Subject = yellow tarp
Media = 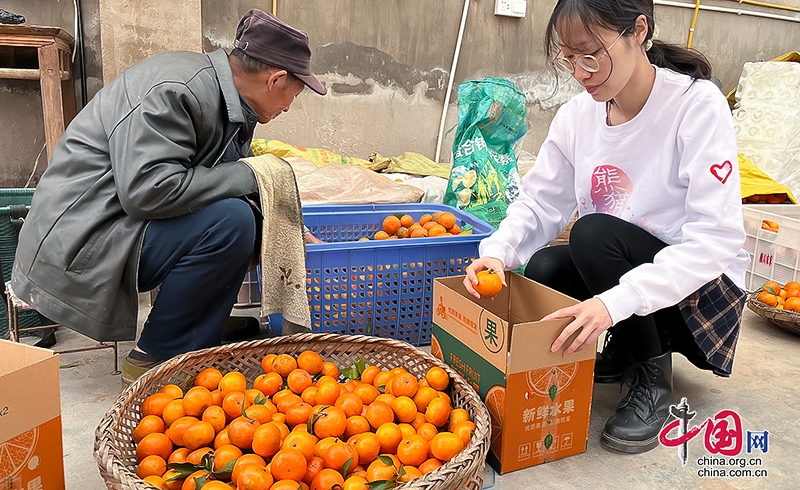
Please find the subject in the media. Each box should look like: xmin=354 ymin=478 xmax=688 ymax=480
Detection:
xmin=368 ymin=152 xmax=451 ymax=179
xmin=739 ymin=153 xmax=797 ymax=203
xmin=251 ymin=139 xmax=373 ymax=168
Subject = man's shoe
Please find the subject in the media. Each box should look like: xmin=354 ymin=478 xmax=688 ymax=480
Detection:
xmin=601 ymin=352 xmax=673 ymax=453
xmin=34 ymin=327 xmax=57 ymax=349
xmin=121 ymin=350 xmax=165 ymax=385
xmin=594 ymin=327 xmax=631 ymax=383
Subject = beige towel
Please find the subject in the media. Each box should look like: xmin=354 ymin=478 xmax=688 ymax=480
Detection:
xmin=241 ymin=154 xmax=311 ymax=328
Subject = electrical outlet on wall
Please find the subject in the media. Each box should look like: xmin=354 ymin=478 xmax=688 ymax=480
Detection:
xmin=495 ymin=0 xmax=526 ymax=18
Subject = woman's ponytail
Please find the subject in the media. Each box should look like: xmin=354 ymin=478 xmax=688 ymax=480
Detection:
xmin=647 ymin=39 xmax=712 ymax=80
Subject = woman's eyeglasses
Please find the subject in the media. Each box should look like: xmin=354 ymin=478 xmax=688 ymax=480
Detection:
xmin=553 ymin=30 xmax=627 ymax=74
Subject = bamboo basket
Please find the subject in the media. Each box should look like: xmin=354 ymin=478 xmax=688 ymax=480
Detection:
xmin=95 ymin=333 xmax=491 ymax=490
xmin=747 ymin=290 xmax=800 ymax=336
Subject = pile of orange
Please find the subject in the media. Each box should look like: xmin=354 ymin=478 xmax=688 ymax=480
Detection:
xmin=756 ymin=280 xmax=800 ymax=312
xmin=364 ymin=212 xmax=472 ymax=241
xmin=743 ymin=193 xmax=789 ymax=204
xmin=132 ymin=351 xmax=474 ymax=490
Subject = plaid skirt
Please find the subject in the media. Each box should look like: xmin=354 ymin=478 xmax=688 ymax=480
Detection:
xmin=674 ymin=273 xmax=746 ymax=377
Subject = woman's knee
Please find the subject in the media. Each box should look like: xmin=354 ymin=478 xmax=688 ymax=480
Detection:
xmin=568 ymin=213 xmax=617 ymax=249
xmin=524 ymin=246 xmax=570 ymax=286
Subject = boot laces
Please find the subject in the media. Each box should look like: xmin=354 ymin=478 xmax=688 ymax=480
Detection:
xmin=618 ymin=361 xmax=663 ymax=413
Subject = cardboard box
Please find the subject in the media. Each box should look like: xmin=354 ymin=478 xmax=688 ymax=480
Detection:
xmin=431 ymin=274 xmax=595 ymax=474
xmin=0 ymin=340 xmax=65 ymax=489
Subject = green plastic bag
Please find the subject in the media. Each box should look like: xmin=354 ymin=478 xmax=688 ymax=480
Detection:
xmin=444 ymin=78 xmax=527 ymax=229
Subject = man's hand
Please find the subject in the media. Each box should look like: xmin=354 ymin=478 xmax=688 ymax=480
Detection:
xmin=463 ymin=257 xmax=506 ymax=299
xmin=545 ymin=298 xmax=613 ymax=356
xmin=305 ymin=231 xmax=323 ymax=244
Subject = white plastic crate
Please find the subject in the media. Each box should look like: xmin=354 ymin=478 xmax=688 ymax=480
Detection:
xmin=742 ymin=204 xmax=800 ymax=291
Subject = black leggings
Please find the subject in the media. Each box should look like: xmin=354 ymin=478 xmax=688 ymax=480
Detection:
xmin=524 ymin=213 xmax=694 ymax=362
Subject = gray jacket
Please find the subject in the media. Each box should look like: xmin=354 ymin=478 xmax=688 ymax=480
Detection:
xmin=12 ymin=49 xmax=257 ymax=341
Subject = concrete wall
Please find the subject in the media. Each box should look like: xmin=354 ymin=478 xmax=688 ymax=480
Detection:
xmin=2 ymin=0 xmax=800 ymax=189
xmin=202 ymin=0 xmax=800 ymax=163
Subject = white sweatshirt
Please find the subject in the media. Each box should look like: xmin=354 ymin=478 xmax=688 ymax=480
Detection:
xmin=480 ymin=67 xmax=750 ymax=325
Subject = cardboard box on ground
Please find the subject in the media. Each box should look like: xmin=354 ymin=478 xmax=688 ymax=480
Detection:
xmin=431 ymin=274 xmax=595 ymax=474
xmin=0 ymin=341 xmax=65 ymax=489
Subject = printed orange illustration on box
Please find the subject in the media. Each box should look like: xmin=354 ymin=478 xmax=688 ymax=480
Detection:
xmin=0 ymin=340 xmax=65 ymax=490
xmin=432 ymin=274 xmax=595 ymax=474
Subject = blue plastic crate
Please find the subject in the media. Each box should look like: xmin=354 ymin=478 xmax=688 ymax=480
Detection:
xmin=302 ymin=204 xmax=494 ymax=346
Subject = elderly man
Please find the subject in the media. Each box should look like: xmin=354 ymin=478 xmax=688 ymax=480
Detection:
xmin=12 ymin=9 xmax=325 ymax=383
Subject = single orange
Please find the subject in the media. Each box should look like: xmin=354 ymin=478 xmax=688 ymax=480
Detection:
xmin=270 ymin=448 xmax=308 ymax=482
xmin=373 ymin=231 xmax=390 ymax=240
xmin=231 ymin=454 xmax=267 ymax=485
xmin=212 ymin=444 xmax=242 ymax=472
xmin=351 ymin=433 xmax=381 ymax=467
xmin=136 ymin=432 xmax=173 ymax=462
xmin=253 ymin=372 xmax=283 ymax=397
xmin=160 ymin=384 xmax=184 ymax=399
xmin=320 ymin=362 xmax=340 ymax=379
xmin=335 ymin=393 xmax=364 ymax=418
xmin=343 ymin=475 xmax=369 ymax=490
xmin=419 ymin=214 xmax=432 ymax=226
xmin=416 ymin=422 xmax=438 ymax=442
xmin=390 ymin=373 xmax=418 ymax=398
xmin=185 ymin=447 xmax=213 ymax=466
xmin=162 ymin=399 xmax=186 ymax=427
xmin=375 ymin=423 xmax=402 ymax=454
xmin=182 ymin=386 xmax=213 ymax=417
xmin=285 ymin=402 xmax=314 ymax=428
xmin=261 ymin=354 xmax=278 ymax=374
xmin=219 ymin=371 xmax=247 ymax=394
xmin=399 ymin=215 xmax=414 ymax=228
xmin=763 ymin=281 xmax=782 ymax=295
xmin=179 ymin=469 xmax=209 ymax=490
xmin=141 ymin=393 xmax=174 ymax=418
xmin=425 ymin=367 xmax=450 ymax=391
xmin=428 ymin=224 xmax=447 ymax=237
xmin=757 ymin=290 xmax=779 ymax=307
xmin=413 ymin=387 xmax=439 ymax=413
xmin=365 ymin=401 xmax=394 ymax=430
xmin=322 ymin=440 xmax=359 ymax=473
xmin=272 ymin=354 xmax=299 ymax=378
xmin=452 ymin=420 xmax=477 ymax=446
xmin=245 ymin=403 xmax=277 ymax=425
xmin=365 ymin=454 xmax=399 ymax=482
xmin=246 ymin=423 xmax=280 ymax=460
xmin=383 ymin=216 xmax=402 ymax=235
xmin=374 ymin=394 xmax=396 ymax=406
xmin=142 ymin=475 xmax=168 ymax=489
xmin=418 ymin=457 xmax=443 ymax=474
xmin=133 ymin=415 xmax=166 ymax=444
xmin=301 ymin=386 xmax=319 ymax=406
xmin=310 ymin=406 xmax=347 ymax=439
xmin=447 ymin=224 xmax=461 ymax=234
xmin=227 ymin=416 xmax=261 ymax=450
xmin=425 ymin=397 xmax=451 ymax=428
xmin=287 ymin=369 xmax=314 ymax=394
xmin=297 ymin=351 xmax=325 ymax=375
xmin=182 ymin=421 xmax=216 ymax=451
xmin=168 ymin=447 xmax=190 ymax=464
xmin=474 ymin=269 xmax=504 ymax=298
xmin=438 ymin=212 xmax=456 ymax=229
xmin=312 ymin=468 xmax=346 ymax=490
xmin=410 ymin=412 xmax=427 ymax=430
xmin=396 ymin=435 xmax=429 ymax=467
xmin=236 ymin=463 xmax=274 ymax=490
xmin=315 ymin=436 xmax=339 ymax=458
xmin=399 ymin=466 xmax=423 ymax=483
xmin=315 ymin=381 xmax=341 ymax=406
xmin=448 ymin=408 xmax=471 ymax=431
xmin=410 ymin=228 xmax=428 ymax=238
xmin=344 ymin=415 xmax=371 ymax=439
xmin=390 ymin=396 xmax=418 ymax=424
xmin=353 ymin=384 xmax=380 ymax=405
xmin=222 ymin=391 xmax=250 ymax=420
xmin=430 ymin=431 xmax=464 ymax=461
xmin=282 ymin=430 xmax=318 ymax=461
xmin=397 ymin=423 xmax=416 ymax=440
xmin=213 ymin=428 xmax=231 ymax=449
xmin=785 ymin=297 xmax=800 ymax=312
xmin=195 ymin=368 xmax=223 ymax=391
xmin=136 ymin=454 xmax=167 ymax=479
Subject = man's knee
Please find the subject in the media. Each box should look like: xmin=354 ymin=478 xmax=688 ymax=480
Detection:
xmin=206 ymin=198 xmax=257 ymax=256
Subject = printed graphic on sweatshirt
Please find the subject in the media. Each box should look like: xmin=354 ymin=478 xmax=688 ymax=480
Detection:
xmin=710 ymin=161 xmax=732 ymax=184
xmin=591 ymin=165 xmax=633 ymax=216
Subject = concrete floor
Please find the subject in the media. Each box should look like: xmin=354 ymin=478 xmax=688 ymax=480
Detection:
xmin=40 ymin=299 xmax=799 ymax=489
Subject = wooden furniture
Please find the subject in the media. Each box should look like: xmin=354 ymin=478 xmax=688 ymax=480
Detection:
xmin=0 ymin=25 xmax=78 ymax=165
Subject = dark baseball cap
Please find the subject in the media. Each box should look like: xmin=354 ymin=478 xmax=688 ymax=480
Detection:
xmin=234 ymin=9 xmax=326 ymax=95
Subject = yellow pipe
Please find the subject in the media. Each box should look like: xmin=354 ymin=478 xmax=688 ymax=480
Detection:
xmin=272 ymin=0 xmax=277 ymax=16
xmin=731 ymin=0 xmax=800 ymax=13
xmin=687 ymin=0 xmax=701 ymax=50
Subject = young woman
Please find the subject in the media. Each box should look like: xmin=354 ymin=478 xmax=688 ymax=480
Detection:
xmin=464 ymin=0 xmax=749 ymax=453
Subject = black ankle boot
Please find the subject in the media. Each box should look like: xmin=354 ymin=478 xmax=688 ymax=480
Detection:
xmin=594 ymin=327 xmax=631 ymax=383
xmin=601 ymin=352 xmax=672 ymax=453
xmin=34 ymin=327 xmax=57 ymax=348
